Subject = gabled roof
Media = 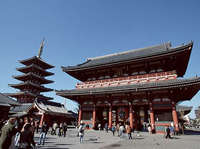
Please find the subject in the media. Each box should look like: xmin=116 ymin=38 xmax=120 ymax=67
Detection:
xmin=56 ymin=77 xmax=200 ymax=100
xmin=9 ymin=103 xmax=33 ymax=113
xmin=62 ymin=42 xmax=193 ymax=72
xmin=35 ymin=99 xmax=73 ymax=117
xmin=0 ymin=93 xmax=20 ymax=106
xmin=19 ymin=56 xmax=54 ymax=69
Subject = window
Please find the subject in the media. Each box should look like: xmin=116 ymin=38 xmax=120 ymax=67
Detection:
xmin=82 ymin=111 xmax=92 ymax=120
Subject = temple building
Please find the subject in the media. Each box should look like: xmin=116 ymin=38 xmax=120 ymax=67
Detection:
xmin=195 ymin=106 xmax=200 ymax=119
xmin=56 ymin=41 xmax=200 ymax=133
xmin=0 ymin=93 xmax=19 ymax=122
xmin=7 ymin=41 xmax=75 ymax=126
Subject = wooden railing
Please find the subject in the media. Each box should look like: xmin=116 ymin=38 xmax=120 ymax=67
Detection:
xmin=76 ymin=71 xmax=177 ymax=89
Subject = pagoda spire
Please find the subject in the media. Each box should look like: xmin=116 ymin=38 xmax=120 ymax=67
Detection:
xmin=38 ymin=38 xmax=45 ymax=58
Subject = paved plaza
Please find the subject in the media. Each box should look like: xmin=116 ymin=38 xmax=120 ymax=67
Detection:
xmin=34 ymin=129 xmax=200 ymax=149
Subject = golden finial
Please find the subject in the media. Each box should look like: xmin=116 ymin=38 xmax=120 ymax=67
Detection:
xmin=38 ymin=38 xmax=45 ymax=58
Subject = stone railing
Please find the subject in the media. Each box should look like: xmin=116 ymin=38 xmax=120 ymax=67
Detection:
xmin=76 ymin=71 xmax=177 ymax=89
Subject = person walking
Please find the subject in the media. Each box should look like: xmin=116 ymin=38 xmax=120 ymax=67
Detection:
xmin=0 ymin=117 xmax=17 ymax=149
xmin=38 ymin=121 xmax=48 ymax=145
xmin=165 ymin=126 xmax=171 ymax=139
xmin=78 ymin=122 xmax=85 ymax=143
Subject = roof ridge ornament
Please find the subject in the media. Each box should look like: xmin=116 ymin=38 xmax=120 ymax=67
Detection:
xmin=38 ymin=38 xmax=45 ymax=59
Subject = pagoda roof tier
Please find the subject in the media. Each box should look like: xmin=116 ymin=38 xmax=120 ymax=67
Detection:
xmin=9 ymin=82 xmax=53 ymax=92
xmin=62 ymin=42 xmax=193 ymax=81
xmin=6 ymin=92 xmax=53 ymax=100
xmin=56 ymin=77 xmax=200 ymax=102
xmin=19 ymin=56 xmax=54 ymax=69
xmin=13 ymin=72 xmax=54 ymax=84
xmin=17 ymin=64 xmax=54 ymax=76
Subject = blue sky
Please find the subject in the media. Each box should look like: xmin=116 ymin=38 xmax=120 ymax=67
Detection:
xmin=0 ymin=0 xmax=200 ymax=118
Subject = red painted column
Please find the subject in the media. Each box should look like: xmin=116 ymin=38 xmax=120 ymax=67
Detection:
xmin=129 ymin=103 xmax=133 ymax=129
xmin=78 ymin=105 xmax=82 ymax=126
xmin=39 ymin=113 xmax=45 ymax=127
xmin=108 ymin=104 xmax=112 ymax=129
xmin=172 ymin=101 xmax=179 ymax=132
xmin=149 ymin=102 xmax=155 ymax=132
xmin=92 ymin=105 xmax=96 ymax=129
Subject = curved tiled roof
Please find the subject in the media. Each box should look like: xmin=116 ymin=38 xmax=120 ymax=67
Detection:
xmin=13 ymin=72 xmax=54 ymax=84
xmin=62 ymin=42 xmax=193 ymax=71
xmin=56 ymin=77 xmax=200 ymax=96
xmin=0 ymin=93 xmax=20 ymax=106
xmin=19 ymin=56 xmax=54 ymax=69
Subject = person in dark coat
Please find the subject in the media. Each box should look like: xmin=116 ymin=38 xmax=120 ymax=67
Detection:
xmin=18 ymin=123 xmax=35 ymax=149
xmin=62 ymin=122 xmax=68 ymax=137
xmin=165 ymin=126 xmax=171 ymax=139
xmin=0 ymin=117 xmax=17 ymax=149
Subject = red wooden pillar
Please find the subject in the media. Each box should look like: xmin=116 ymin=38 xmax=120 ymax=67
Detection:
xmin=108 ymin=104 xmax=112 ymax=129
xmin=92 ymin=105 xmax=96 ymax=129
xmin=129 ymin=103 xmax=133 ymax=129
xmin=39 ymin=113 xmax=45 ymax=127
xmin=172 ymin=101 xmax=179 ymax=132
xmin=149 ymin=102 xmax=155 ymax=132
xmin=78 ymin=105 xmax=82 ymax=126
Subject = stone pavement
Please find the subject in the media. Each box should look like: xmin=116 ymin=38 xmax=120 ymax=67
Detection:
xmin=34 ymin=129 xmax=200 ymax=149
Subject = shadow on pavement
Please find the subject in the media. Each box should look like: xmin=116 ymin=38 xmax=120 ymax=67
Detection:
xmin=184 ymin=129 xmax=200 ymax=135
xmin=54 ymin=143 xmax=73 ymax=146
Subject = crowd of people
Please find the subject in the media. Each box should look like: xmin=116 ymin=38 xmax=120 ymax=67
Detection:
xmin=0 ymin=116 xmax=36 ymax=149
xmin=0 ymin=116 xmax=70 ymax=149
xmin=0 ymin=116 xmax=183 ymax=148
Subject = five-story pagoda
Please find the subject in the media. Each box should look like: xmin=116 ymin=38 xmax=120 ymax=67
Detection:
xmin=8 ymin=40 xmax=54 ymax=103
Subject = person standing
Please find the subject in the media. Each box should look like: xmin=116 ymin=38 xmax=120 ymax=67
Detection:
xmin=38 ymin=121 xmax=47 ymax=145
xmin=116 ymin=123 xmax=120 ymax=136
xmin=119 ymin=124 xmax=124 ymax=137
xmin=18 ymin=123 xmax=35 ymax=149
xmin=104 ymin=123 xmax=108 ymax=133
xmin=111 ymin=125 xmax=116 ymax=136
xmin=98 ymin=123 xmax=101 ymax=131
xmin=147 ymin=124 xmax=152 ymax=134
xmin=0 ymin=117 xmax=17 ymax=149
xmin=51 ymin=122 xmax=57 ymax=135
xmin=58 ymin=123 xmax=63 ymax=137
xmin=78 ymin=122 xmax=85 ymax=143
xmin=63 ymin=122 xmax=68 ymax=137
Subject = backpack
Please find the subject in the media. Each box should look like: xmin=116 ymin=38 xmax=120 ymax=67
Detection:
xmin=79 ymin=127 xmax=84 ymax=133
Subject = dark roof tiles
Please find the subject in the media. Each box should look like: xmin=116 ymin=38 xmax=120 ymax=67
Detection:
xmin=63 ymin=42 xmax=193 ymax=71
